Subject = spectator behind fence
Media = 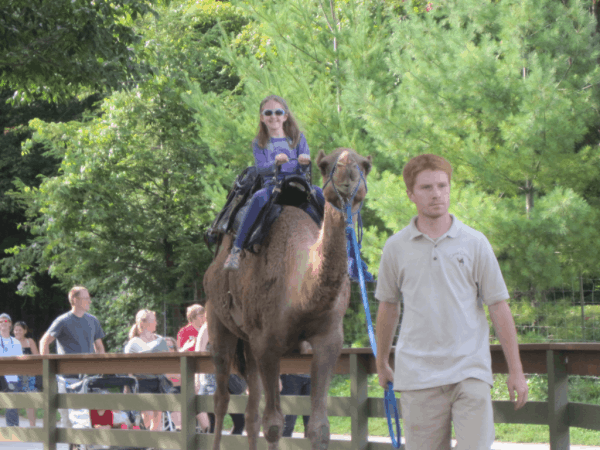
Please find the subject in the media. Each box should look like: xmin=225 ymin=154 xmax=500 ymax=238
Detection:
xmin=13 ymin=321 xmax=39 ymax=427
xmin=194 ymin=322 xmax=245 ymax=435
xmin=40 ymin=286 xmax=106 ymax=428
xmin=280 ymin=341 xmax=312 ymax=437
xmin=124 ymin=309 xmax=168 ymax=431
xmin=0 ymin=313 xmax=22 ymax=427
xmin=177 ymin=304 xmax=205 ymax=351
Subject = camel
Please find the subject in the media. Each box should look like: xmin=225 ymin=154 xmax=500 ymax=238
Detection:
xmin=203 ymin=148 xmax=372 ymax=450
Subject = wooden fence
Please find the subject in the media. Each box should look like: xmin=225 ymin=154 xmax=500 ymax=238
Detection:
xmin=1 ymin=344 xmax=599 ymax=450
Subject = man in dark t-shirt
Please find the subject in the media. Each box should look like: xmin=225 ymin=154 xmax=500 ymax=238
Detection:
xmin=40 ymin=286 xmax=105 ymax=428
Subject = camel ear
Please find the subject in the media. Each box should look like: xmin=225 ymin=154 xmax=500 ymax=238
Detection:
xmin=361 ymin=155 xmax=373 ymax=176
xmin=316 ymin=150 xmax=329 ymax=177
xmin=316 ymin=149 xmax=326 ymax=165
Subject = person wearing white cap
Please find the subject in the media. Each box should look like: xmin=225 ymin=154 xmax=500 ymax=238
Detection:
xmin=0 ymin=313 xmax=23 ymax=426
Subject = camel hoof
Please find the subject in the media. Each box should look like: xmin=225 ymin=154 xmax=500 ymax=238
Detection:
xmin=317 ymin=425 xmax=330 ymax=450
xmin=266 ymin=425 xmax=280 ymax=442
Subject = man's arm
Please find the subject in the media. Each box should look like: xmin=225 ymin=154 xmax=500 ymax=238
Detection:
xmin=488 ymin=300 xmax=528 ymax=410
xmin=94 ymin=339 xmax=105 ymax=354
xmin=39 ymin=332 xmax=55 ymax=355
xmin=375 ymin=301 xmax=401 ymax=389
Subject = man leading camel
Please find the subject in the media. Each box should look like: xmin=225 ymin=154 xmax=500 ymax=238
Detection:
xmin=375 ymin=154 xmax=528 ymax=450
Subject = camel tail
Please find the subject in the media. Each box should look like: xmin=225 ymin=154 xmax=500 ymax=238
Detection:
xmin=233 ymin=338 xmax=247 ymax=378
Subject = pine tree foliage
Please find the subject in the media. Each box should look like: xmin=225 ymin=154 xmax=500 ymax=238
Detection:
xmin=348 ymin=0 xmax=600 ymax=288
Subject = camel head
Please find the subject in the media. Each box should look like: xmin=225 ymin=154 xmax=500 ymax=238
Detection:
xmin=316 ymin=147 xmax=372 ymax=211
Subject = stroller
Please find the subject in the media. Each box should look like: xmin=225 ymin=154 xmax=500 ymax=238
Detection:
xmin=65 ymin=374 xmax=145 ymax=450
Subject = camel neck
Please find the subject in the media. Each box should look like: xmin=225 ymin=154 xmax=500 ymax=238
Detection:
xmin=304 ymin=202 xmax=348 ymax=309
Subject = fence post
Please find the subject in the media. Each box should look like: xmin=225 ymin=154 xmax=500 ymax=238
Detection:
xmin=42 ymin=358 xmax=57 ymax=450
xmin=350 ymin=353 xmax=369 ymax=450
xmin=180 ymin=355 xmax=197 ymax=450
xmin=547 ymin=350 xmax=569 ymax=450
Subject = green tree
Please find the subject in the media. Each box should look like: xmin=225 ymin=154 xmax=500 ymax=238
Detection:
xmin=0 ymin=90 xmax=105 ymax=341
xmin=0 ymin=0 xmax=157 ymax=102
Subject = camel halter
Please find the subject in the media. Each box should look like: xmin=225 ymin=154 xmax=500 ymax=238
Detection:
xmin=322 ymin=153 xmax=367 ymax=220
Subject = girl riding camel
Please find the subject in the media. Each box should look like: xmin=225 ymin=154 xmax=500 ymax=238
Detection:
xmin=224 ymin=95 xmax=325 ymax=271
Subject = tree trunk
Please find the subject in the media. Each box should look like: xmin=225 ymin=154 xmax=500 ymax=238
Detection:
xmin=525 ymin=178 xmax=534 ymax=219
xmin=580 ymin=274 xmax=585 ymax=340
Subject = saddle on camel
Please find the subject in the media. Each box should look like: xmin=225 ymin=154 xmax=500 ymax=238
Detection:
xmin=206 ymin=157 xmax=324 ymax=255
xmin=203 ymin=147 xmax=372 ymax=450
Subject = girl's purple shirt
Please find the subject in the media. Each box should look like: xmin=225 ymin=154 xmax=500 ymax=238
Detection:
xmin=253 ymin=134 xmax=309 ymax=176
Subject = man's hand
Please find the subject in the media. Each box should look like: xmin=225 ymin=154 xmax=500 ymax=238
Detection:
xmin=488 ymin=300 xmax=529 ymax=410
xmin=375 ymin=301 xmax=401 ymax=390
xmin=298 ymin=154 xmax=311 ymax=165
xmin=377 ymin=361 xmax=395 ymax=389
xmin=507 ymin=372 xmax=528 ymax=410
xmin=275 ymin=153 xmax=289 ymax=165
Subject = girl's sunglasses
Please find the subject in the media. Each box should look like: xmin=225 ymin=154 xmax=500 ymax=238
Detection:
xmin=262 ymin=108 xmax=286 ymax=117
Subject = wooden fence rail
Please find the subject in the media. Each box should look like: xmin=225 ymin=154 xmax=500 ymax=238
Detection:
xmin=1 ymin=344 xmax=599 ymax=450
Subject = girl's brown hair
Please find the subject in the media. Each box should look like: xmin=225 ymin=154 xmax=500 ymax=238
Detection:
xmin=255 ymin=95 xmax=302 ymax=149
xmin=13 ymin=321 xmax=28 ymax=335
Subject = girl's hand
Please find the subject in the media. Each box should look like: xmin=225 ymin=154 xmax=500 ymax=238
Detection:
xmin=298 ymin=155 xmax=311 ymax=165
xmin=275 ymin=153 xmax=289 ymax=165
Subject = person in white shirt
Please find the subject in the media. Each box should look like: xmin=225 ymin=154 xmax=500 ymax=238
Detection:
xmin=375 ymin=154 xmax=528 ymax=450
xmin=124 ymin=309 xmax=168 ymax=431
xmin=0 ymin=313 xmax=23 ymax=427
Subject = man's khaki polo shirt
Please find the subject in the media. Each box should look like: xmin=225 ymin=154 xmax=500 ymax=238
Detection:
xmin=375 ymin=215 xmax=509 ymax=391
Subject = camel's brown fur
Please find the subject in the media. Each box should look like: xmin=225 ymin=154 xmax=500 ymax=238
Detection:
xmin=203 ymin=148 xmax=372 ymax=450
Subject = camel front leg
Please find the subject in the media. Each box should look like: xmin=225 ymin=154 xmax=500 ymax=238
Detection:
xmin=307 ymin=327 xmax=344 ymax=450
xmin=244 ymin=345 xmax=261 ymax=450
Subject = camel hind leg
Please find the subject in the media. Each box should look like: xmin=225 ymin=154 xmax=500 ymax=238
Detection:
xmin=208 ymin=314 xmax=238 ymax=450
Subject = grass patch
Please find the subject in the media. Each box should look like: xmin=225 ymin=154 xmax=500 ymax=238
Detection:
xmin=494 ymin=424 xmax=600 ymax=445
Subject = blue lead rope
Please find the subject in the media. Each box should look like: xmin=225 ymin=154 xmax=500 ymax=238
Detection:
xmin=345 ymin=205 xmax=401 ymax=449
